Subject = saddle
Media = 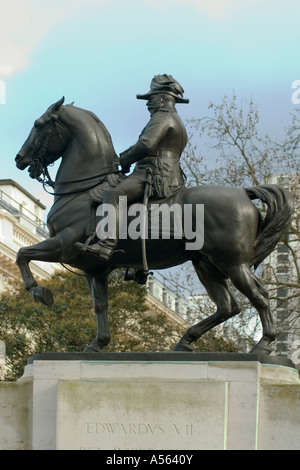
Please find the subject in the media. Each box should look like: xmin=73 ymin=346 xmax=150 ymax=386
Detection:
xmin=86 ymin=171 xmax=184 ymax=237
xmin=88 ymin=172 xmax=126 ymax=205
xmin=81 ymin=172 xmax=186 ymax=284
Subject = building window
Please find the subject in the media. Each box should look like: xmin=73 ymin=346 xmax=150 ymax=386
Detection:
xmin=278 ymin=244 xmax=289 ymax=253
xmin=277 ymin=288 xmax=288 ymax=298
xmin=277 ymin=265 xmax=289 ymax=274
xmin=277 ymin=253 xmax=289 ymax=263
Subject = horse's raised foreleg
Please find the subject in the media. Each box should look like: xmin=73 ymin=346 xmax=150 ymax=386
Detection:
xmin=84 ymin=275 xmax=110 ymax=352
xmin=16 ymin=236 xmax=63 ymax=306
xmin=174 ymin=257 xmax=241 ymax=351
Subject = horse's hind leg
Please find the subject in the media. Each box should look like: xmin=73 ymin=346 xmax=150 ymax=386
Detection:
xmin=174 ymin=257 xmax=241 ymax=351
xmin=226 ymin=264 xmax=276 ymax=354
xmin=16 ymin=236 xmax=63 ymax=306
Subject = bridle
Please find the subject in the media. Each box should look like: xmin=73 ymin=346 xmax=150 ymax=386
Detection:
xmin=29 ymin=117 xmax=63 ymax=190
xmin=31 ymin=114 xmax=119 ymax=197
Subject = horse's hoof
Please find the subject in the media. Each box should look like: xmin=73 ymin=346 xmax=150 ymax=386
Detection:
xmin=84 ymin=346 xmax=98 ymax=352
xmin=29 ymin=286 xmax=54 ymax=306
xmin=173 ymin=341 xmax=194 ymax=352
xmin=83 ymin=338 xmax=109 ymax=352
xmin=83 ymin=345 xmax=102 ymax=352
xmin=250 ymin=338 xmax=272 ymax=355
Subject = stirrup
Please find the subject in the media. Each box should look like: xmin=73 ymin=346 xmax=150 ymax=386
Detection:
xmin=95 ymin=243 xmax=116 ymax=261
xmin=124 ymin=268 xmax=153 ymax=285
xmin=79 ymin=241 xmax=116 ymax=261
xmin=86 ymin=242 xmax=125 ymax=261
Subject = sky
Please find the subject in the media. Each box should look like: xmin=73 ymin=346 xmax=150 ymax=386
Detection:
xmin=0 ymin=0 xmax=300 ymax=212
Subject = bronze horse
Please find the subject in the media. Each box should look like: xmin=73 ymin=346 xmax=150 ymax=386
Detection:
xmin=15 ymin=97 xmax=293 ymax=354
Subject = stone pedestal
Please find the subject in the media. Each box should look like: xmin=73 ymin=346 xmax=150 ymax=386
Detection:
xmin=17 ymin=352 xmax=300 ymax=450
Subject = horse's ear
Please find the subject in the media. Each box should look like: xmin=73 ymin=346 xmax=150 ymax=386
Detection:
xmin=52 ymin=96 xmax=65 ymax=112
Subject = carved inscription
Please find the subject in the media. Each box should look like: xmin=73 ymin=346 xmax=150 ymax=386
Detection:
xmin=56 ymin=379 xmax=227 ymax=449
xmin=86 ymin=422 xmax=194 ymax=436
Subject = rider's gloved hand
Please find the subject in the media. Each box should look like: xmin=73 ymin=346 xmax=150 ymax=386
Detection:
xmin=119 ymin=150 xmax=132 ymax=173
xmin=119 ymin=141 xmax=148 ymax=174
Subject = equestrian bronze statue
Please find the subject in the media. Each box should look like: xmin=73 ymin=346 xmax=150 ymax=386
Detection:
xmin=15 ymin=75 xmax=294 ymax=355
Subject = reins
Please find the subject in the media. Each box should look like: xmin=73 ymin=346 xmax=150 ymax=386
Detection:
xmin=36 ymin=170 xmax=117 ymax=197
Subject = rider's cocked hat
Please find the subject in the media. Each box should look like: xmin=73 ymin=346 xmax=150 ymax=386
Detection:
xmin=137 ymin=74 xmax=189 ymax=104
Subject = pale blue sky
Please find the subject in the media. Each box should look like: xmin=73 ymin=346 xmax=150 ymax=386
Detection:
xmin=0 ymin=0 xmax=299 ymax=209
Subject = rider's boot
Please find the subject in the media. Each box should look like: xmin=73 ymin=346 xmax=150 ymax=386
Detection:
xmin=76 ymin=190 xmax=123 ymax=261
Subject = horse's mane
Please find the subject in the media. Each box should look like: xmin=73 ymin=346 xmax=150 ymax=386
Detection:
xmin=81 ymin=108 xmax=102 ymax=125
xmin=62 ymin=104 xmax=119 ymax=165
xmin=64 ymin=103 xmax=101 ymax=124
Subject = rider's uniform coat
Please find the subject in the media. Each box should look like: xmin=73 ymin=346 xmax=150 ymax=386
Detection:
xmin=119 ymin=106 xmax=188 ymax=199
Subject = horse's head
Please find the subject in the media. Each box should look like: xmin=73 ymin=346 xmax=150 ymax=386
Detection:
xmin=15 ymin=97 xmax=71 ymax=179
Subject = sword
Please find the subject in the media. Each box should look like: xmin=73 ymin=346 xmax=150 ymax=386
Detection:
xmin=123 ymin=167 xmax=153 ymax=285
xmin=142 ymin=167 xmax=153 ymax=274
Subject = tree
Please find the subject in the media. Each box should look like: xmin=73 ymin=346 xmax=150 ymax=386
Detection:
xmin=0 ymin=270 xmax=179 ymax=380
xmin=177 ymin=94 xmax=299 ymax=356
xmin=182 ymin=94 xmax=298 ymax=186
xmin=0 ymin=266 xmax=241 ymax=381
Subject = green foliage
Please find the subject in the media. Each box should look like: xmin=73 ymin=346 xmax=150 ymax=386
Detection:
xmin=0 ymin=270 xmax=185 ymax=380
xmin=192 ymin=332 xmax=239 ymax=354
xmin=0 ymin=267 xmax=240 ymax=381
xmin=106 ymin=271 xmax=187 ymax=353
xmin=0 ymin=271 xmax=95 ymax=379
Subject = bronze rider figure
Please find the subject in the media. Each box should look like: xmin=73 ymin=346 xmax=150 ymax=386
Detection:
xmin=76 ymin=74 xmax=189 ymax=262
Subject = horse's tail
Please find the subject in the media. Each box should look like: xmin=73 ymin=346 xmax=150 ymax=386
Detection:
xmin=245 ymin=184 xmax=294 ymax=269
